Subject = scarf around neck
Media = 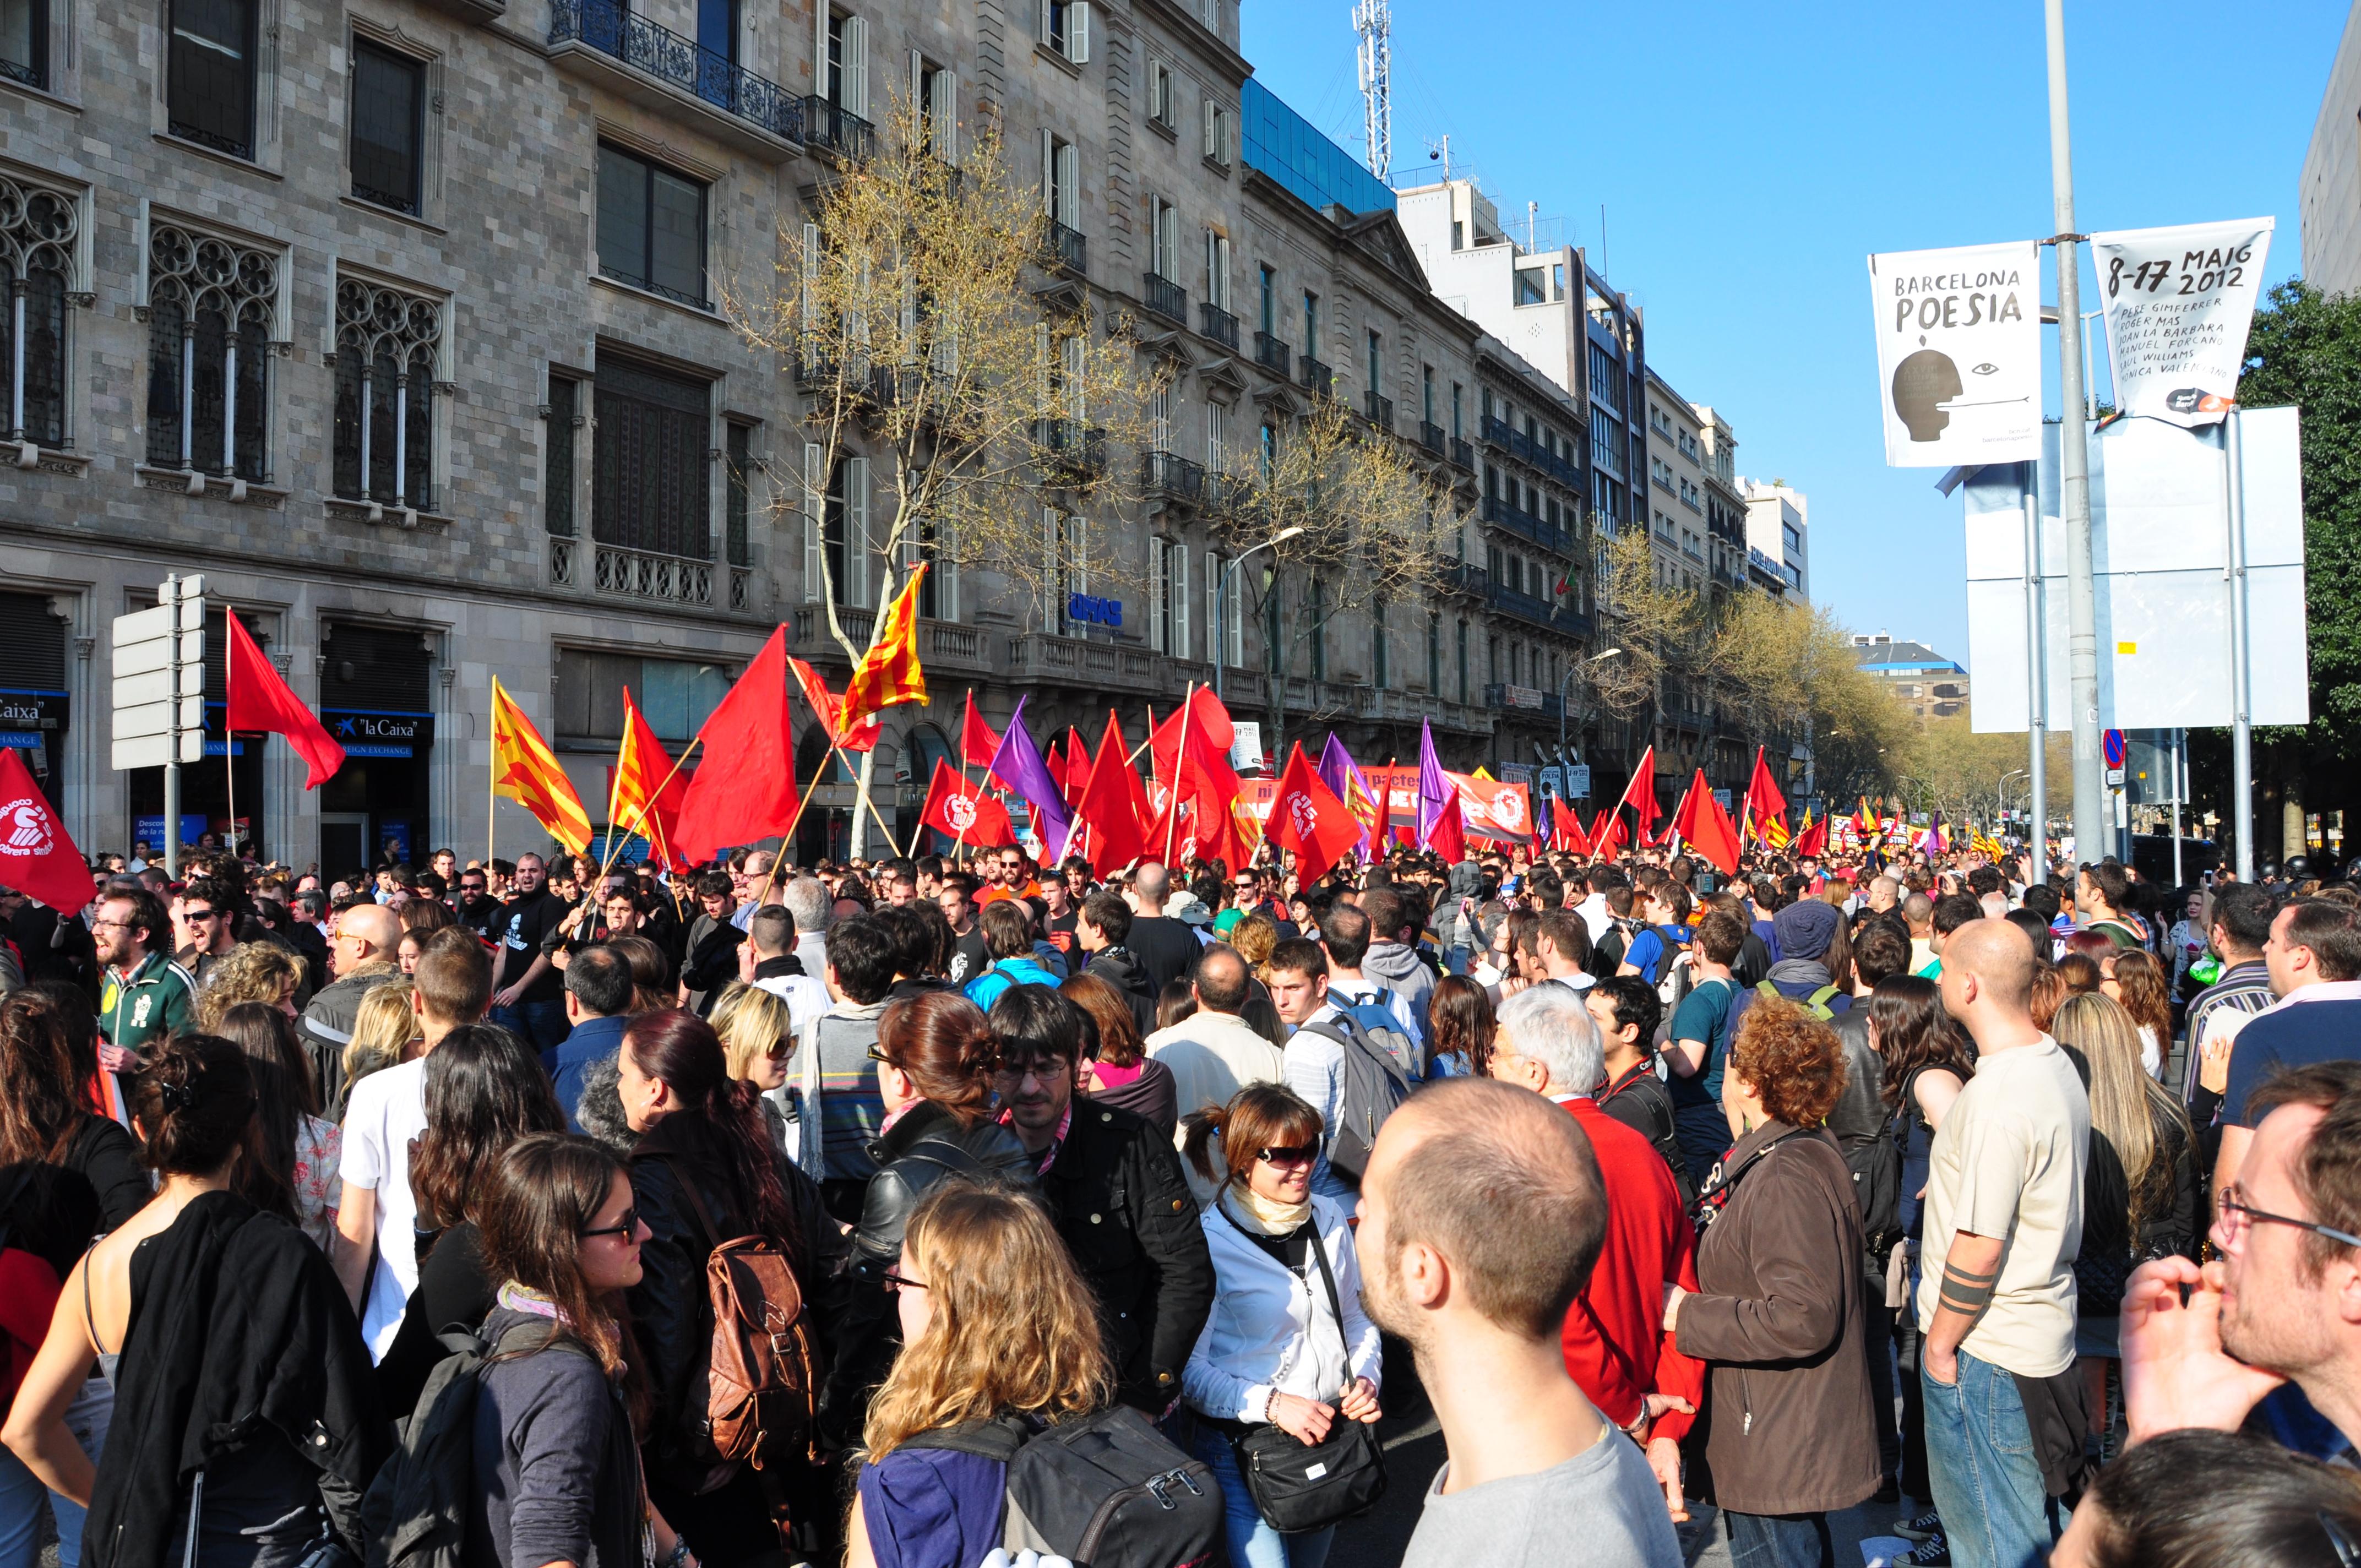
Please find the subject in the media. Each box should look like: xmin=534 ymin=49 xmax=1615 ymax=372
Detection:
xmin=1222 ymin=1182 xmax=1312 ymax=1237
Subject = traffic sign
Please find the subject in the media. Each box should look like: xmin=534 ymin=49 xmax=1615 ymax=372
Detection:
xmin=2103 ymin=728 xmax=2126 ymax=769
xmin=111 ymin=576 xmax=206 ymax=771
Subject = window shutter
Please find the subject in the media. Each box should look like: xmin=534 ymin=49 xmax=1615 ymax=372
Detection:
xmin=939 ymin=516 xmax=959 ymax=620
xmin=1041 ymin=128 xmax=1055 ymax=214
xmin=1044 ymin=505 xmax=1059 ymax=628
xmin=1228 ymin=562 xmax=1243 ymax=665
xmin=1205 ymin=551 xmax=1221 ymax=669
xmin=1035 ymin=322 xmax=1051 ymax=415
xmin=933 ymin=71 xmax=958 ymax=162
xmin=1072 ymin=515 xmax=1087 ymax=597
xmin=816 ymin=6 xmax=831 ymax=100
xmin=1056 ymin=143 xmax=1078 ymax=231
xmin=801 ymin=222 xmax=821 ymax=333
xmin=909 ymin=48 xmax=922 ymax=113
xmin=1175 ymin=543 xmax=1190 ymax=661
xmin=842 ymin=15 xmax=869 ymax=118
xmin=1039 ymin=0 xmax=1052 ymax=45
xmin=1149 ymin=541 xmax=1166 ymax=653
xmin=1062 ymin=334 xmax=1086 ymax=421
xmin=803 ymin=442 xmax=826 ymax=602
xmin=846 ymin=455 xmax=871 ymax=606
xmin=1070 ymin=2 xmax=1090 ymax=62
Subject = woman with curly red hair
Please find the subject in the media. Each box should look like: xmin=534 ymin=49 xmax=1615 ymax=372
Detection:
xmin=1662 ymin=997 xmax=1879 ymax=1564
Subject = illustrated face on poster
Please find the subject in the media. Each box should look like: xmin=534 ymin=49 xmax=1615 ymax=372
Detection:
xmin=1867 ymin=241 xmax=2043 ymax=467
xmin=2090 ymin=219 xmax=2274 ymax=428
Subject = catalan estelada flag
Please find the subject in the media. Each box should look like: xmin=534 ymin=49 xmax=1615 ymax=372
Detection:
xmin=840 ymin=565 xmax=929 ymax=733
xmin=493 ymin=677 xmax=592 ymax=853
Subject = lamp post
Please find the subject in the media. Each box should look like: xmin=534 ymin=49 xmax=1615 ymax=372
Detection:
xmin=1212 ymin=525 xmax=1305 ymax=703
xmin=1557 ymin=646 xmax=1624 ymax=765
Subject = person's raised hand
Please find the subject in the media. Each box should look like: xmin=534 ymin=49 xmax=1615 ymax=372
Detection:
xmin=2121 ymin=1256 xmax=2286 ymax=1444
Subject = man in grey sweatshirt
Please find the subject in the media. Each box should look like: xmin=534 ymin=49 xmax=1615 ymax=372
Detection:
xmin=1358 ymin=886 xmax=1437 ymax=1040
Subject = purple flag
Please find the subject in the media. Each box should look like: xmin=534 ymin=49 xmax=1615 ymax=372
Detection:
xmin=1416 ymin=718 xmax=1452 ymax=850
xmin=986 ymin=695 xmax=1073 ymax=857
xmin=1317 ymin=733 xmax=1379 ymax=856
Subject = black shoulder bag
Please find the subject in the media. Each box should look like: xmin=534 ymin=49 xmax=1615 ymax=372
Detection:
xmin=1224 ymin=1212 xmax=1388 ymax=1533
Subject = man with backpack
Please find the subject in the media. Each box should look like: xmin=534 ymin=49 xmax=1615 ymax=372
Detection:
xmin=1318 ymin=905 xmax=1426 ymax=1076
xmin=1268 ymin=935 xmax=1412 ymax=1199
xmin=1663 ymin=910 xmax=1745 ymax=1191
xmin=1615 ymin=882 xmax=1695 ymax=1005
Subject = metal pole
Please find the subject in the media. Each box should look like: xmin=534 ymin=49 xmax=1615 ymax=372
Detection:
xmin=2227 ymin=411 xmax=2255 ymax=881
xmin=2044 ymin=0 xmax=2104 ymax=875
xmin=2023 ymin=463 xmax=2048 ymax=882
xmin=162 ymin=573 xmax=180 ymax=880
xmin=2171 ymin=726 xmax=2185 ymax=885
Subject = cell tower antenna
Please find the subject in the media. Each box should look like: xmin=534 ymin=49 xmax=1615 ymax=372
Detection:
xmin=1353 ymin=0 xmax=1391 ymax=184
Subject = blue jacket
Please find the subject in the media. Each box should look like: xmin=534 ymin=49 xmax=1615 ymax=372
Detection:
xmin=962 ymin=956 xmax=1062 ymax=1012
xmin=542 ymin=1012 xmax=629 ymax=1132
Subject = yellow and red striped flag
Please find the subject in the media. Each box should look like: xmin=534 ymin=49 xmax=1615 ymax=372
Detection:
xmin=492 ymin=676 xmax=591 ymax=853
xmin=839 ymin=565 xmax=929 ymax=734
xmin=608 ymin=688 xmax=690 ymax=870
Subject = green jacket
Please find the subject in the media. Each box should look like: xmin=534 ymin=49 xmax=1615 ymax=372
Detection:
xmin=101 ymin=951 xmax=198 ymax=1058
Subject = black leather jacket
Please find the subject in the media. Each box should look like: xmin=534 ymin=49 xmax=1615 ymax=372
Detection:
xmin=820 ymin=1100 xmax=1033 ymax=1442
xmin=1037 ymin=1097 xmax=1215 ymax=1412
xmin=627 ymin=1129 xmax=849 ymax=1485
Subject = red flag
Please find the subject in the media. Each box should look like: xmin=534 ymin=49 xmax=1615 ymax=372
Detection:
xmin=918 ymin=759 xmax=1014 ymax=848
xmin=1060 ymin=727 xmax=1091 ymax=809
xmin=1550 ymin=799 xmax=1591 ymax=855
xmin=224 ymin=611 xmax=344 ymax=788
xmin=1794 ymin=808 xmax=1829 ymax=858
xmin=960 ymin=691 xmax=1000 ymax=770
xmin=1264 ymin=743 xmax=1363 ymax=888
xmin=1075 ymin=711 xmax=1149 ymax=877
xmin=0 ymin=749 xmax=91 ymax=914
xmin=1671 ymin=768 xmax=1743 ymax=877
xmin=1618 ymin=745 xmax=1660 ymax=834
xmin=787 ymin=656 xmax=880 ymax=752
xmin=1591 ymin=806 xmax=1626 ymax=860
xmin=1744 ymin=747 xmax=1788 ymax=842
xmin=673 ymin=627 xmax=801 ymax=864
xmin=608 ymin=689 xmax=692 ymax=873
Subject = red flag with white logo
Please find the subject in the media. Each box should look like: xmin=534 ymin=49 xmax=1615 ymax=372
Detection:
xmin=918 ymin=758 xmax=1014 ymax=848
xmin=1264 ymin=743 xmax=1363 ymax=888
xmin=0 ymin=749 xmax=92 ymax=913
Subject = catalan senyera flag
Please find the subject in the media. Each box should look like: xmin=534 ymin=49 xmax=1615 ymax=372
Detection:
xmin=609 ymin=688 xmax=690 ymax=872
xmin=839 ymin=565 xmax=929 ymax=734
xmin=492 ymin=677 xmax=592 ymax=853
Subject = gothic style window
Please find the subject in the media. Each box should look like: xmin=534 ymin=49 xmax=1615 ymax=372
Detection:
xmin=332 ymin=277 xmax=441 ymax=508
xmin=145 ymin=224 xmax=275 ymax=480
xmin=0 ymin=175 xmax=75 ymax=448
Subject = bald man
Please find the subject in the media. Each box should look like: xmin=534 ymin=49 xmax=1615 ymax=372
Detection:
xmin=301 ymin=901 xmax=405 ymax=1109
xmin=1916 ymin=919 xmax=2090 ymax=1568
xmin=1359 ymin=1078 xmax=1681 ymax=1568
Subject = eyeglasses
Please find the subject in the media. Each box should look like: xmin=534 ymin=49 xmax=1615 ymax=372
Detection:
xmin=182 ymin=908 xmax=220 ymax=923
xmin=2216 ymin=1188 xmax=2361 ymax=1250
xmin=1256 ymin=1145 xmax=1318 ymax=1166
xmin=867 ymin=1043 xmax=900 ymax=1066
xmin=580 ymin=1207 xmax=641 ymax=1240
xmin=994 ymin=1055 xmax=1071 ymax=1081
xmin=882 ymin=1270 xmax=929 ymax=1293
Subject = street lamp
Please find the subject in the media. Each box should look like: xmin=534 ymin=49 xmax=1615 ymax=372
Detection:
xmin=1555 ymin=646 xmax=1623 ymax=801
xmin=1212 ymin=525 xmax=1305 ymax=703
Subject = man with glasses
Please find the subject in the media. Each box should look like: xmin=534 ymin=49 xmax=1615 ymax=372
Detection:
xmin=2125 ymin=1059 xmax=2361 ymax=1460
xmin=986 ymin=985 xmax=1213 ymax=1414
xmin=454 ymin=865 xmax=504 ymax=943
xmin=171 ymin=876 xmax=242 ymax=990
xmin=2214 ymin=899 xmax=2361 ymax=1202
xmin=93 ymin=887 xmax=195 ymax=1098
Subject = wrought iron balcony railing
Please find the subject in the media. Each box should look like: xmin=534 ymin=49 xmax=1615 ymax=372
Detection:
xmin=1419 ymin=419 xmax=1446 ymax=457
xmin=551 ymin=0 xmax=803 ymax=142
xmin=1042 ymin=221 xmax=1087 ymax=276
xmin=801 ymin=94 xmax=873 ymax=159
xmin=1141 ymin=449 xmax=1205 ymax=505
xmin=1032 ymin=417 xmax=1107 ymax=481
xmin=1199 ymin=303 xmax=1240 ymax=351
xmin=1142 ymin=272 xmax=1188 ymax=324
xmin=1297 ymin=355 xmax=1332 ymax=400
xmin=1253 ymin=331 xmax=1291 ymax=379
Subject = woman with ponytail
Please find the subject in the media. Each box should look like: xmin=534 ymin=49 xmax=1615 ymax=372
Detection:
xmin=3 ymin=1035 xmax=387 ymax=1568
xmin=616 ymin=1009 xmax=846 ymax=1568
xmin=821 ymin=992 xmax=1035 ymax=1455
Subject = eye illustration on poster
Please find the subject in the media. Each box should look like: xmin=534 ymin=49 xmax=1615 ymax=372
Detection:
xmin=1867 ymin=240 xmax=2044 ymax=467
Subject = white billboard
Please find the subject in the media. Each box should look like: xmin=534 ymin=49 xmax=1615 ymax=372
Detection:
xmin=1963 ymin=409 xmax=2308 ymax=732
xmin=1867 ymin=241 xmax=2043 ymax=467
xmin=2090 ymin=219 xmax=2273 ymax=428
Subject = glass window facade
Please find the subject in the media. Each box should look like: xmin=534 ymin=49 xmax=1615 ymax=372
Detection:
xmin=1239 ymin=78 xmax=1393 ymax=216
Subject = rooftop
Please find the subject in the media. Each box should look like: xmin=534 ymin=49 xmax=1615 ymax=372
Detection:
xmin=1241 ymin=78 xmax=1396 ymax=217
xmin=1850 ymin=634 xmax=1965 ymax=674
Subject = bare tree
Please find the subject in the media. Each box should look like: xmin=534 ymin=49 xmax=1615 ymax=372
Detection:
xmin=1588 ymin=524 xmax=1702 ymax=763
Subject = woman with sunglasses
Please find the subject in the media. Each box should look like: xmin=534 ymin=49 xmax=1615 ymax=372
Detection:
xmin=467 ymin=1133 xmax=693 ymax=1568
xmin=617 ymin=1009 xmax=846 ymax=1568
xmin=1180 ymin=1083 xmax=1381 ymax=1568
xmin=823 ymin=993 xmax=1033 ymax=1451
xmin=709 ymin=982 xmax=797 ymax=1152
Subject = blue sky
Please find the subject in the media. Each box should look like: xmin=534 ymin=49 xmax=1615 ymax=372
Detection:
xmin=1239 ymin=0 xmax=2346 ymax=666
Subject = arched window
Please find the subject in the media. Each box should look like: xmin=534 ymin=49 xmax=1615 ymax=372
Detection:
xmin=145 ymin=223 xmax=275 ymax=479
xmin=0 ymin=175 xmax=74 ymax=448
xmin=333 ymin=276 xmax=442 ymax=509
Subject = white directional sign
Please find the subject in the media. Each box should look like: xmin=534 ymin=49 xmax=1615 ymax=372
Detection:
xmin=112 ymin=577 xmax=206 ymax=771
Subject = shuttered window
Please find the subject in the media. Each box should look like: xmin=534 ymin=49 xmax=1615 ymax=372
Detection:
xmin=592 ymin=361 xmax=711 ymax=560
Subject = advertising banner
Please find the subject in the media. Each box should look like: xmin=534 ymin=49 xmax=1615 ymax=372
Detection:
xmin=2090 ymin=218 xmax=2274 ymax=427
xmin=1867 ymin=241 xmax=2043 ymax=467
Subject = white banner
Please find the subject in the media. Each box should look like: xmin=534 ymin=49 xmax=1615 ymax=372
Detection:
xmin=1867 ymin=241 xmax=2043 ymax=467
xmin=2090 ymin=218 xmax=2273 ymax=427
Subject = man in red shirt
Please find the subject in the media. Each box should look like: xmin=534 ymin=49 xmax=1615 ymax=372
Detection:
xmin=1488 ymin=981 xmax=1704 ymax=1520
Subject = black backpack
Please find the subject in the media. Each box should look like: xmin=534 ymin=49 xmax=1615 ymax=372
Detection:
xmin=902 ymin=1405 xmax=1222 ymax=1568
xmin=1842 ymin=1066 xmax=1922 ymax=1264
xmin=1297 ymin=1012 xmax=1415 ymax=1188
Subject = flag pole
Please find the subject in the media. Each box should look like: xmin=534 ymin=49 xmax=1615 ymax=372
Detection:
xmin=486 ymin=735 xmax=496 ymax=871
xmin=837 ymin=744 xmax=903 ymax=859
xmin=594 ymin=703 xmax=631 ymax=885
xmin=599 ymin=736 xmax=705 ymax=880
xmin=224 ymin=606 xmax=238 ymax=863
xmin=1164 ymin=685 xmax=1193 ymax=867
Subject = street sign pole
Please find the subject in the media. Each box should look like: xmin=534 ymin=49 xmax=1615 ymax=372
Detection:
xmin=2226 ymin=411 xmax=2255 ymax=881
xmin=112 ymin=574 xmax=206 ymax=876
xmin=2022 ymin=463 xmax=2048 ymax=881
xmin=2044 ymin=0 xmax=2106 ymax=873
xmin=162 ymin=575 xmax=181 ymax=878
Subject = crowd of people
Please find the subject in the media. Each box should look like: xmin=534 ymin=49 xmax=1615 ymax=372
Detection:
xmin=0 ymin=829 xmax=2359 ymax=1568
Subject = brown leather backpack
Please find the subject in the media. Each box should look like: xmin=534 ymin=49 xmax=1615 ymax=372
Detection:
xmin=659 ymin=1159 xmax=821 ymax=1496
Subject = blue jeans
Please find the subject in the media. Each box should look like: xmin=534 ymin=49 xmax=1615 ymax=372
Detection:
xmin=1189 ymin=1422 xmax=1335 ymax=1568
xmin=0 ymin=1377 xmax=109 ymax=1568
xmin=492 ymin=999 xmax=570 ymax=1054
xmin=1922 ymin=1351 xmax=2060 ymax=1568
xmin=1725 ymin=1510 xmax=1834 ymax=1568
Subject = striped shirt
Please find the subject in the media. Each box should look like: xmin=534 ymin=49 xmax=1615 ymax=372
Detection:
xmin=783 ymin=1001 xmax=890 ymax=1183
xmin=2182 ymin=959 xmax=2278 ymax=1099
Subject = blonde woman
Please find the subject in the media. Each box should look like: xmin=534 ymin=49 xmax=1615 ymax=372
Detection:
xmin=193 ymin=940 xmax=303 ymax=1033
xmin=335 ymin=980 xmax=420 ymax=1119
xmin=710 ymin=981 xmax=796 ymax=1152
xmin=848 ymin=1182 xmax=1113 ymax=1568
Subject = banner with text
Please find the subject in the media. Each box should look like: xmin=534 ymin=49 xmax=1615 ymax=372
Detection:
xmin=1867 ymin=240 xmax=2042 ymax=467
xmin=2090 ymin=217 xmax=2275 ymax=428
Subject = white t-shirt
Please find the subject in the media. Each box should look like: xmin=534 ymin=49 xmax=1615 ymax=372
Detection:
xmin=339 ymin=1056 xmax=429 ymax=1359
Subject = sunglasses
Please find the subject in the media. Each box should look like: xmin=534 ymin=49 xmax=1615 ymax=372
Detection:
xmin=182 ymin=908 xmax=220 ymax=922
xmin=1257 ymin=1145 xmax=1317 ymax=1166
xmin=581 ymin=1207 xmax=641 ymax=1240
xmin=881 ymin=1269 xmax=930 ymax=1293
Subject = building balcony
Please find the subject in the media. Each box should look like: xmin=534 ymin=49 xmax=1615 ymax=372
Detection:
xmin=1253 ymin=331 xmax=1291 ymax=379
xmin=1363 ymin=391 xmax=1394 ymax=432
xmin=1418 ymin=419 xmax=1446 ymax=458
xmin=592 ymin=541 xmax=752 ymax=613
xmin=1199 ymin=302 xmax=1241 ymax=352
xmin=801 ymin=94 xmax=873 ymax=160
xmin=1486 ymin=581 xmax=1591 ymax=637
xmin=1484 ymin=682 xmax=1564 ymax=720
xmin=1298 ymin=355 xmax=1332 ymax=400
xmin=790 ymin=606 xmax=992 ymax=675
xmin=1141 ymin=449 xmax=1205 ymax=506
xmin=1040 ymin=221 xmax=1087 ymax=277
xmin=1482 ymin=413 xmax=1584 ymax=488
xmin=1143 ymin=271 xmax=1188 ymax=324
xmin=1482 ymin=493 xmax=1572 ymax=554
xmin=1450 ymin=435 xmax=1476 ymax=471
xmin=1007 ymin=632 xmax=1161 ymax=689
xmin=1438 ymin=560 xmax=1489 ymax=597
xmin=1351 ymin=685 xmax=1493 ymax=735
xmin=1032 ymin=417 xmax=1107 ymax=482
xmin=549 ymin=0 xmax=803 ymax=161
